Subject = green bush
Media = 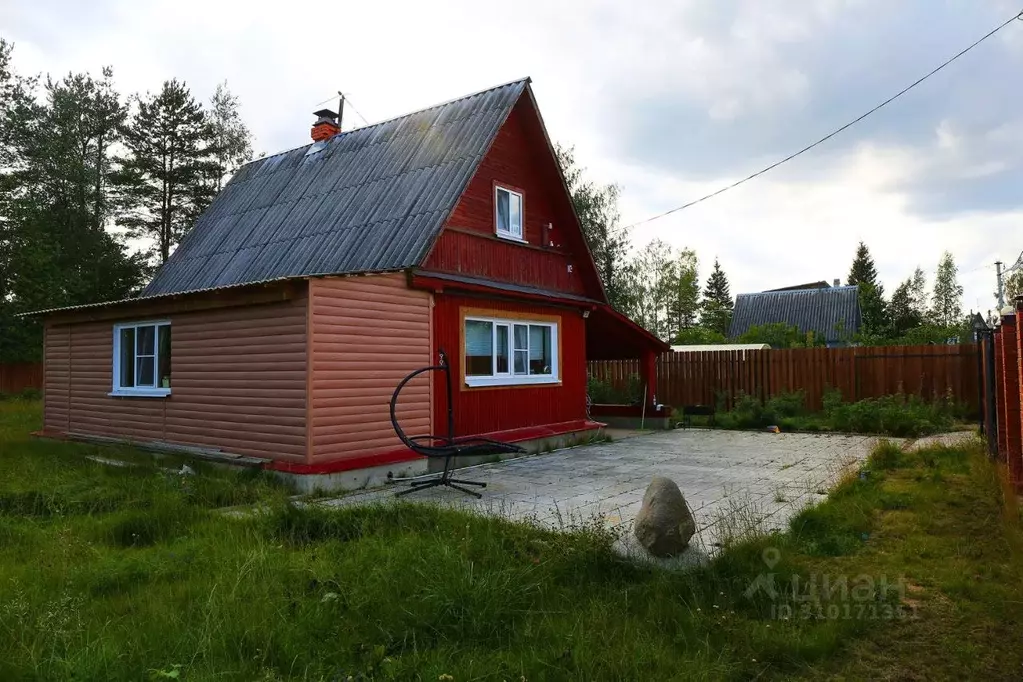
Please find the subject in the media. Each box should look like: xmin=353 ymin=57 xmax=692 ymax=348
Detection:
xmin=825 ymin=393 xmax=955 ymax=437
xmin=766 ymin=390 xmax=806 ymax=418
xmin=587 ymin=373 xmax=642 ymax=405
xmin=715 ymin=388 xmax=958 ymax=437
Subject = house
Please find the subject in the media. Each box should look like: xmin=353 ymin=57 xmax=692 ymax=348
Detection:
xmin=729 ymin=284 xmax=861 ymax=346
xmin=29 ymin=78 xmax=666 ymax=489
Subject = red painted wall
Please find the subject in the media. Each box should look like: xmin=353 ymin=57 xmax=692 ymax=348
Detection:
xmin=423 ymin=98 xmax=603 ymax=299
xmin=432 ymin=293 xmax=588 ymax=437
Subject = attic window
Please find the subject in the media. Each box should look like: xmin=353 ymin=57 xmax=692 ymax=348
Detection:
xmin=110 ymin=321 xmax=172 ymax=397
xmin=494 ymin=186 xmax=524 ymax=241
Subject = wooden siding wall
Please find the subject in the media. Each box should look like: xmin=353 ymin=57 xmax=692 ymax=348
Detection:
xmin=42 ymin=293 xmax=308 ymax=462
xmin=590 ymin=345 xmax=981 ymax=413
xmin=308 ymin=274 xmax=432 ymax=464
xmin=422 ymin=98 xmax=600 ymax=297
xmin=433 ymin=294 xmax=587 ymax=436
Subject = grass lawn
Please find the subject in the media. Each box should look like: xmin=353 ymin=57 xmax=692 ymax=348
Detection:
xmin=1 ymin=399 xmax=1022 ymax=681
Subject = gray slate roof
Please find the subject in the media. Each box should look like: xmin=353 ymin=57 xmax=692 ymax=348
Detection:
xmin=729 ymin=285 xmax=861 ymax=344
xmin=143 ymin=79 xmax=529 ymax=297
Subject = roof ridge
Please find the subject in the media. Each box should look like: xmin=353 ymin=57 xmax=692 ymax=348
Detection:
xmin=740 ymin=285 xmax=858 ymax=297
xmin=241 ymin=77 xmax=531 ymax=169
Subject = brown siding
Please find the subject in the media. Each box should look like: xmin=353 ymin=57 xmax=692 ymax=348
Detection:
xmin=43 ymin=325 xmax=71 ymax=432
xmin=309 ymin=274 xmax=432 ymax=464
xmin=42 ymin=289 xmax=308 ymax=463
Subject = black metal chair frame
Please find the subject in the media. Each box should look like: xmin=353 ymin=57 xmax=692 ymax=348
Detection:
xmin=390 ymin=349 xmax=524 ymax=498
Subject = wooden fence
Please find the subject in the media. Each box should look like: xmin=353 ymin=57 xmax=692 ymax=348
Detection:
xmin=589 ymin=344 xmax=981 ymax=413
xmin=0 ymin=363 xmax=43 ymax=395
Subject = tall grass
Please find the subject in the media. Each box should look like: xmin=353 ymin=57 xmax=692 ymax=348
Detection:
xmin=1 ymin=401 xmax=1021 ymax=680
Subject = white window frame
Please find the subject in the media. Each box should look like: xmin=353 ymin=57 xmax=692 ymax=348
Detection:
xmin=464 ymin=315 xmax=558 ymax=388
xmin=110 ymin=320 xmax=172 ymax=397
xmin=494 ymin=185 xmax=525 ymax=242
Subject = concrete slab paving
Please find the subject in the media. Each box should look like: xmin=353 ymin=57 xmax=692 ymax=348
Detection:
xmin=321 ymin=429 xmax=887 ymax=565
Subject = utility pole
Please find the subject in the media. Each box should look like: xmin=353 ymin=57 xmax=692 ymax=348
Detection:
xmin=995 ymin=260 xmax=1005 ymax=310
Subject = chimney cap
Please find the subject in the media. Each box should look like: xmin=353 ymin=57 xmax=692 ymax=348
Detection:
xmin=313 ymin=108 xmax=338 ymax=123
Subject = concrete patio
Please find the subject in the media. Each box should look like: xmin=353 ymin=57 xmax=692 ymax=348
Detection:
xmin=322 ymin=429 xmax=884 ymax=563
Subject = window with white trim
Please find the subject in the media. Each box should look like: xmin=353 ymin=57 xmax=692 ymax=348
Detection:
xmin=494 ymin=186 xmax=523 ymax=240
xmin=112 ymin=321 xmax=172 ymax=396
xmin=464 ymin=316 xmax=557 ymax=387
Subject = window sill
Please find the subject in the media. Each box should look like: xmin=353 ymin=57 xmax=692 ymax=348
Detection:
xmin=495 ymin=232 xmax=528 ymax=245
xmin=464 ymin=375 xmax=559 ymax=388
xmin=108 ymin=388 xmax=172 ymax=398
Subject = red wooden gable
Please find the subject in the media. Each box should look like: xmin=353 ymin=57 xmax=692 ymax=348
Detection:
xmin=421 ymin=91 xmax=607 ymax=303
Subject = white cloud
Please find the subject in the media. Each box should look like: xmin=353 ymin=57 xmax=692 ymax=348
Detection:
xmin=1 ymin=0 xmax=1018 ymax=314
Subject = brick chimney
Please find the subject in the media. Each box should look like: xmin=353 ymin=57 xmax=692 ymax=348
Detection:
xmin=311 ymin=108 xmax=340 ymax=141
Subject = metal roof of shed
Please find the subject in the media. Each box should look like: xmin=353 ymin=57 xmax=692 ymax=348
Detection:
xmin=142 ymin=79 xmax=530 ymax=297
xmin=729 ymin=285 xmax=861 ymax=343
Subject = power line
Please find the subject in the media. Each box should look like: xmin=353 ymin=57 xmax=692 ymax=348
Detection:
xmin=624 ymin=8 xmax=1023 ymax=230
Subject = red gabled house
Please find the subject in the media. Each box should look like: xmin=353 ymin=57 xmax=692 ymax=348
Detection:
xmin=31 ymin=78 xmax=666 ymax=489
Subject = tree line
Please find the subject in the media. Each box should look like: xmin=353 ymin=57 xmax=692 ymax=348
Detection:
xmin=557 ymin=145 xmax=735 ymax=345
xmin=559 ymin=145 xmax=975 ymax=348
xmin=0 ymin=39 xmax=253 ymax=362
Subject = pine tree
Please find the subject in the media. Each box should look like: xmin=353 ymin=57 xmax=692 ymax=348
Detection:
xmin=667 ymin=248 xmax=700 ymax=341
xmin=208 ymin=81 xmax=253 ymax=192
xmin=555 ymin=143 xmax=632 ymax=312
xmin=700 ymin=258 xmax=733 ymax=336
xmin=1 ymin=54 xmax=145 ymax=361
xmin=114 ymin=79 xmax=218 ymax=263
xmin=846 ymin=241 xmax=888 ymax=336
xmin=929 ymin=251 xmax=964 ymax=327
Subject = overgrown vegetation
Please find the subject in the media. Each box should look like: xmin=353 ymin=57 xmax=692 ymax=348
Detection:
xmin=587 ymin=373 xmax=643 ymax=405
xmin=1 ymin=400 xmax=1021 ymax=680
xmin=712 ymin=389 xmax=965 ymax=437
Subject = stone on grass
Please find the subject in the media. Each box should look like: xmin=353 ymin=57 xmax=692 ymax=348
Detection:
xmin=634 ymin=476 xmax=696 ymax=557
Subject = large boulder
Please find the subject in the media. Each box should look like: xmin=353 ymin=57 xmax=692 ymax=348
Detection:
xmin=634 ymin=477 xmax=696 ymax=557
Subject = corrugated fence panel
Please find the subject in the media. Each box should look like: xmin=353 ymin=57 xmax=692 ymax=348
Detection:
xmin=590 ymin=344 xmax=981 ymax=413
xmin=0 ymin=363 xmax=43 ymax=394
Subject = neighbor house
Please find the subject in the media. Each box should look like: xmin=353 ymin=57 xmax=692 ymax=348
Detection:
xmin=729 ymin=283 xmax=861 ymax=346
xmin=29 ymin=79 xmax=666 ymax=487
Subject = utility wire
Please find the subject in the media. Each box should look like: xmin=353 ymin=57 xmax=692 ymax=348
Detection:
xmin=343 ymin=96 xmax=370 ymax=127
xmin=623 ymin=9 xmax=1023 ymax=230
xmin=312 ymin=92 xmax=371 ymax=127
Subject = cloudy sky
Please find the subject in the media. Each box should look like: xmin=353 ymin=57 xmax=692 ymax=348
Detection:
xmin=3 ymin=0 xmax=1022 ymax=313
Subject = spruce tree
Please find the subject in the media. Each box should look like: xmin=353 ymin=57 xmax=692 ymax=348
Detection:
xmin=700 ymin=258 xmax=733 ymax=336
xmin=846 ymin=241 xmax=888 ymax=337
xmin=114 ymin=79 xmax=218 ymax=263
